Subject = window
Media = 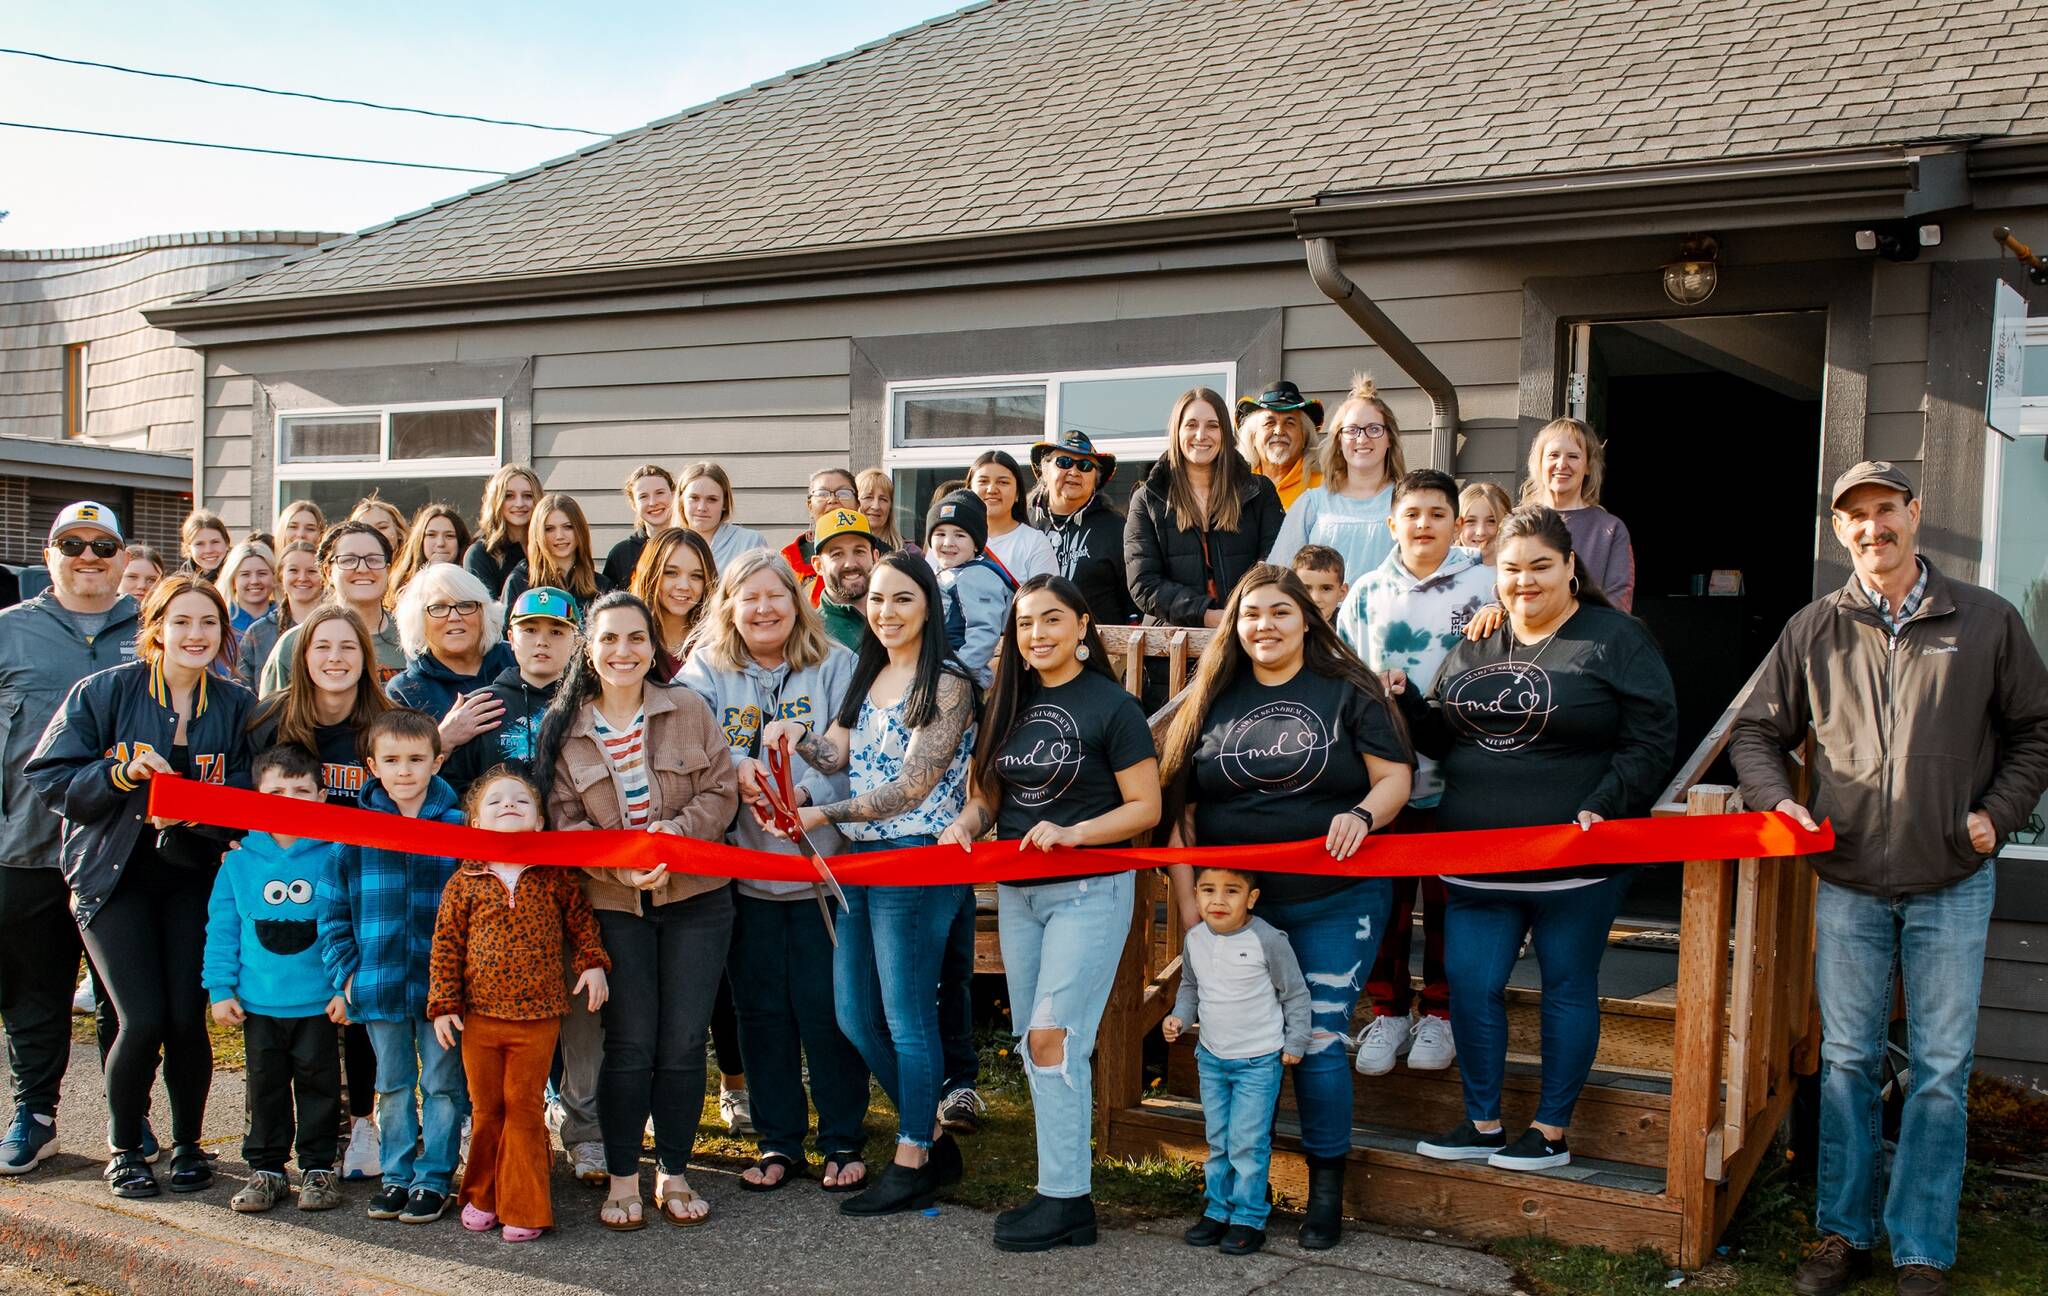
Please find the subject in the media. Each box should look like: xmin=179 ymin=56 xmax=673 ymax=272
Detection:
xmin=883 ymin=363 xmax=1233 ymax=536
xmin=1986 ymin=337 xmax=2048 ymax=857
xmin=61 ymin=344 xmax=88 ymax=439
xmin=275 ymin=400 xmax=501 ymax=531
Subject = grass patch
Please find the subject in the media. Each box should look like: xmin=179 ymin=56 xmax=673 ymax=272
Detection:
xmin=72 ymin=1009 xmax=246 ymax=1070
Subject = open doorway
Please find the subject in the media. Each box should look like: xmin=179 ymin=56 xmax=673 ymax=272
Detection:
xmin=1572 ymin=311 xmax=1827 ymax=918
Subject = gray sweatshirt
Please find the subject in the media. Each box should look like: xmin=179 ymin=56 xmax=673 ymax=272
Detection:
xmin=1171 ymin=915 xmax=1312 ymax=1060
xmin=675 ymin=643 xmax=856 ymax=900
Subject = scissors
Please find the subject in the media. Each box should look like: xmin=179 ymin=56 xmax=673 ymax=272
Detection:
xmin=759 ymin=737 xmax=847 ymax=944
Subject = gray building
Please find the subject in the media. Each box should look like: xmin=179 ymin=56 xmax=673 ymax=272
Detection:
xmin=148 ymin=0 xmax=2048 ymax=1084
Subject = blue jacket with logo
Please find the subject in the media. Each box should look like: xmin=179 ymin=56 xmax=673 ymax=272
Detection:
xmin=24 ymin=660 xmax=255 ymax=927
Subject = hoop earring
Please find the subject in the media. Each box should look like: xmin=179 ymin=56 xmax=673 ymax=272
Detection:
xmin=1569 ymin=575 xmax=1581 ymax=595
xmin=1075 ymin=643 xmax=1090 ymax=661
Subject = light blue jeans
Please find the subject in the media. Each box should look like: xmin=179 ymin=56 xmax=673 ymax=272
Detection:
xmin=364 ymin=1017 xmax=468 ymax=1193
xmin=1196 ymin=1045 xmax=1282 ymax=1229
xmin=1814 ymin=863 xmax=1995 ymax=1272
xmin=997 ymin=873 xmax=1135 ymax=1199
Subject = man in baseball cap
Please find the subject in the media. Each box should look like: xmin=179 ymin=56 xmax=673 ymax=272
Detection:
xmin=0 ymin=500 xmax=142 ymax=1174
xmin=812 ymin=507 xmax=882 ymax=651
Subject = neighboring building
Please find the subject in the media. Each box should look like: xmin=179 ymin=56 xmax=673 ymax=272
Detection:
xmin=0 ymin=230 xmax=339 ymax=564
xmin=147 ymin=0 xmax=2048 ymax=1084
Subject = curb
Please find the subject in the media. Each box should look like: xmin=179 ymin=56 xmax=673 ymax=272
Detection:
xmin=0 ymin=1178 xmax=421 ymax=1295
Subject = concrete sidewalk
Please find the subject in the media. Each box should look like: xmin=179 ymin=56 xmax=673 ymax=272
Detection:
xmin=0 ymin=1045 xmax=1522 ymax=1296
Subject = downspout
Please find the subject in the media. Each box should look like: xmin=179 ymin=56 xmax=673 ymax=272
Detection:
xmin=1304 ymin=237 xmax=1459 ymax=472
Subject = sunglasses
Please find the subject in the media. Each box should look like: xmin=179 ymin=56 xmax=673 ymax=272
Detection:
xmin=1051 ymin=455 xmax=1098 ymax=472
xmin=54 ymin=537 xmax=122 ymax=559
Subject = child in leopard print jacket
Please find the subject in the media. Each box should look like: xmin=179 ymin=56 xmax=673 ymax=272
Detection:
xmin=428 ymin=767 xmax=608 ymax=1242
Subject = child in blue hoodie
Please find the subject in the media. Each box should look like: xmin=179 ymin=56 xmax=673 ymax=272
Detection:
xmin=925 ymin=488 xmax=1013 ymax=687
xmin=315 ymin=708 xmax=468 ymax=1226
xmin=205 ymin=745 xmax=351 ymax=1214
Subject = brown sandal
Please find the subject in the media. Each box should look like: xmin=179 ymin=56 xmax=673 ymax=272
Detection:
xmin=598 ymin=1194 xmax=646 ymax=1232
xmin=657 ymin=1176 xmax=707 ymax=1228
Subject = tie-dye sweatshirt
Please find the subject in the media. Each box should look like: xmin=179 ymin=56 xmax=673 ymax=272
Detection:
xmin=1335 ymin=545 xmax=1495 ymax=807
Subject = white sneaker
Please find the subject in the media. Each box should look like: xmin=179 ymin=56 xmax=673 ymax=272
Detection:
xmin=568 ymin=1141 xmax=607 ymax=1186
xmin=1406 ymin=1016 xmax=1457 ymax=1070
xmin=717 ymin=1088 xmax=754 ymax=1136
xmin=71 ymin=980 xmax=94 ymax=1015
xmin=342 ymin=1117 xmax=380 ymax=1181
xmin=1353 ymin=1014 xmax=1413 ymax=1076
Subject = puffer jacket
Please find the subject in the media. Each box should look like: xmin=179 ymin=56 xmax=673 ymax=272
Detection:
xmin=25 ymin=660 xmax=256 ymax=927
xmin=385 ymin=642 xmax=518 ymax=720
xmin=0 ymin=592 xmax=139 ymax=870
xmin=1122 ymin=456 xmax=1284 ymax=626
xmin=676 ymin=645 xmax=855 ymax=900
xmin=1029 ymin=491 xmax=1139 ymax=627
xmin=1730 ymin=561 xmax=2048 ymax=896
xmin=546 ymin=683 xmax=740 ymax=913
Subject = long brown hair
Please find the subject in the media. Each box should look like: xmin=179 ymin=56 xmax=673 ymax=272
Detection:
xmin=136 ymin=573 xmax=238 ymax=673
xmin=968 ymin=574 xmax=1113 ymax=798
xmin=1163 ymin=387 xmax=1255 ymax=534
xmin=631 ymin=526 xmax=718 ymax=655
xmin=387 ymin=502 xmax=474 ymax=600
xmin=1157 ymin=564 xmax=1407 ymax=836
xmin=1318 ymin=374 xmax=1408 ymax=494
xmin=249 ymin=603 xmax=393 ymax=749
xmin=477 ymin=464 xmax=543 ymax=554
xmin=525 ymin=493 xmax=602 ymax=601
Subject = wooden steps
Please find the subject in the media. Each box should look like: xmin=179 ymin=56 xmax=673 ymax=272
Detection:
xmin=1107 ymin=1099 xmax=1683 ymax=1256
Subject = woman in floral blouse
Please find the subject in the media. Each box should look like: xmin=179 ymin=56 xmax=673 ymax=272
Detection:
xmin=763 ymin=552 xmax=979 ymax=1220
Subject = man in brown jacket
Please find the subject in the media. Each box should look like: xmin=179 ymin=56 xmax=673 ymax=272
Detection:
xmin=1730 ymin=461 xmax=2048 ymax=1296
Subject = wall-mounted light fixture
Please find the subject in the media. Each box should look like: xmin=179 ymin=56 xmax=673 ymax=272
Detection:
xmin=1661 ymin=236 xmax=1720 ymax=306
xmin=1854 ymin=222 xmax=1942 ymax=262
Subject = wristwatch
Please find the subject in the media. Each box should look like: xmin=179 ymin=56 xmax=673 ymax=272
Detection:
xmin=1346 ymin=806 xmax=1375 ymax=832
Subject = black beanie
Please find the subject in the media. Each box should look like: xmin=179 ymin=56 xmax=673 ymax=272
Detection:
xmin=925 ymin=488 xmax=988 ymax=554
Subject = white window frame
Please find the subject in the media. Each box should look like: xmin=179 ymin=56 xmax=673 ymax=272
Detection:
xmin=1983 ymin=325 xmax=2048 ymax=859
xmin=272 ymin=398 xmax=503 ymax=516
xmin=881 ymin=362 xmax=1237 ymax=473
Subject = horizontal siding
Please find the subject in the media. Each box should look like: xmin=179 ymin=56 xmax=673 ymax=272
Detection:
xmin=531 ymin=338 xmax=850 ymax=388
xmin=531 ymin=375 xmax=851 ymax=424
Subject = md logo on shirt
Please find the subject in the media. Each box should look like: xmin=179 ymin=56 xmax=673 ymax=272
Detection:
xmin=1216 ymin=700 xmax=1333 ymax=793
xmin=995 ymin=703 xmax=1081 ymax=806
xmin=1443 ymin=661 xmax=1556 ymax=753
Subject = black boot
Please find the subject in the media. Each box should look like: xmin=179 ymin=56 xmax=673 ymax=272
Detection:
xmin=991 ymin=1192 xmax=1098 ymax=1252
xmin=1298 ymin=1152 xmax=1346 ymax=1250
xmin=839 ymin=1159 xmax=939 ymax=1217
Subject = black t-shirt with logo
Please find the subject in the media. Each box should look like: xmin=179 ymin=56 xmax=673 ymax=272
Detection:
xmin=249 ymin=716 xmax=370 ymax=810
xmin=1400 ymin=602 xmax=1677 ymax=888
xmin=992 ymin=668 xmax=1157 ymax=887
xmin=1191 ymin=666 xmax=1412 ymax=904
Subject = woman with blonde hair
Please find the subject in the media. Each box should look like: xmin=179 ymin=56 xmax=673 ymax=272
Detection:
xmin=502 ymin=494 xmax=608 ymax=610
xmin=631 ymin=527 xmax=718 ymax=667
xmin=275 ymin=500 xmax=327 ymax=549
xmin=856 ymin=468 xmax=909 ymax=554
xmin=387 ymin=503 xmax=473 ymax=601
xmin=464 ymin=465 xmax=543 ymax=597
xmin=1457 ymin=481 xmax=1513 ymax=566
xmin=1268 ymin=375 xmax=1407 ymax=579
xmin=217 ymin=541 xmax=277 ymax=634
xmin=677 ymin=547 xmax=868 ymax=1193
xmin=348 ymin=495 xmax=409 ymax=556
xmin=1518 ymin=418 xmax=1633 ymax=610
xmin=180 ymin=509 xmax=232 ymax=585
xmin=676 ymin=462 xmax=769 ymax=572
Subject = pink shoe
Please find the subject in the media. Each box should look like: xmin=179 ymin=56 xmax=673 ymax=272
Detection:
xmin=460 ymin=1204 xmax=496 ymax=1232
xmin=501 ymin=1225 xmax=543 ymax=1243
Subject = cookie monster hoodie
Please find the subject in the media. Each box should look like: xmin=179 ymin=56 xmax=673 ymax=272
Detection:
xmin=203 ymin=830 xmax=337 ymax=1019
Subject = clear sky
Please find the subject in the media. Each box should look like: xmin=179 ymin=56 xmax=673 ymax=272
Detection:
xmin=0 ymin=0 xmax=953 ymax=248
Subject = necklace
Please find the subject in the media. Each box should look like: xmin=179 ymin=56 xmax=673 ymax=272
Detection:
xmin=1505 ymin=621 xmax=1564 ymax=682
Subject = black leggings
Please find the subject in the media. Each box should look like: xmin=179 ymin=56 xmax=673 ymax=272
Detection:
xmin=79 ymin=860 xmax=214 ymax=1151
xmin=712 ymin=976 xmax=742 ymax=1080
xmin=343 ymin=1024 xmax=377 ymax=1120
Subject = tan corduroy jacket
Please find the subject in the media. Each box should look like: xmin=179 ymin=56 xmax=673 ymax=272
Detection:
xmin=546 ymin=683 xmax=740 ymax=913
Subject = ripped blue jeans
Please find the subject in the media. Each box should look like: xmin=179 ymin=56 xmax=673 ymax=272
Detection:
xmin=996 ymin=872 xmax=1135 ymax=1198
xmin=1255 ymin=878 xmax=1391 ymax=1158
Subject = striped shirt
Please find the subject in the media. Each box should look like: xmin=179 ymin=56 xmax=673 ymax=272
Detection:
xmin=593 ymin=707 xmax=652 ymax=828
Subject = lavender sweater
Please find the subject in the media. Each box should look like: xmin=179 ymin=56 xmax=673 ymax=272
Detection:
xmin=1563 ymin=505 xmax=1635 ymax=612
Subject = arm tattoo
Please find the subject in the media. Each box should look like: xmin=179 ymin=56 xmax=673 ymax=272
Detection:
xmin=820 ymin=674 xmax=972 ymax=825
xmin=793 ymin=725 xmax=846 ymax=773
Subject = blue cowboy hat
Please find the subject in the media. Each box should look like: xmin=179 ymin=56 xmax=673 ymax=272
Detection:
xmin=1029 ymin=429 xmax=1116 ymax=484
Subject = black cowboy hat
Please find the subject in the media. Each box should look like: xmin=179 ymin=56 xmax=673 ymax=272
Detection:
xmin=1235 ymin=380 xmax=1325 ymax=429
xmin=1029 ymin=429 xmax=1117 ymax=484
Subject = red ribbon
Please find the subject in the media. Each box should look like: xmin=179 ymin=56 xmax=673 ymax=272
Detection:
xmin=145 ymin=774 xmax=1832 ymax=885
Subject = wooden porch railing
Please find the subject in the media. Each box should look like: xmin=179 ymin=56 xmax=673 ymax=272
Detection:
xmin=1073 ymin=627 xmax=1821 ymax=1268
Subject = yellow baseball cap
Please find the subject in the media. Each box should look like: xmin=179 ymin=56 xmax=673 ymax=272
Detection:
xmin=813 ymin=507 xmax=876 ymax=548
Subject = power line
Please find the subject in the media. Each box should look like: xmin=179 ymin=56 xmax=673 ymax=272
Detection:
xmin=0 ymin=47 xmax=611 ymax=136
xmin=0 ymin=121 xmax=509 ymax=175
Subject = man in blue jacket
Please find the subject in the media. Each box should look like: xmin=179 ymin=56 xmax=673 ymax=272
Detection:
xmin=0 ymin=502 xmax=139 ymax=1175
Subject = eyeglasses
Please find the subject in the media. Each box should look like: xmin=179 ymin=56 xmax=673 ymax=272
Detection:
xmin=425 ymin=600 xmax=483 ymax=620
xmin=1337 ymin=423 xmax=1391 ymax=441
xmin=53 ymin=537 xmax=122 ymax=559
xmin=329 ymin=553 xmax=389 ymax=572
xmin=1051 ymin=455 xmax=1098 ymax=472
xmin=807 ymin=488 xmax=859 ymax=503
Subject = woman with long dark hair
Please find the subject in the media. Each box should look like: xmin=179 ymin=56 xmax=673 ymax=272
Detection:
xmin=968 ymin=450 xmax=1055 ymax=582
xmin=1395 ymin=506 xmax=1675 ymax=1172
xmin=762 ymin=552 xmax=979 ymax=1217
xmin=26 ymin=575 xmax=256 ymax=1199
xmin=1124 ymin=388 xmax=1284 ymax=627
xmin=535 ymin=591 xmax=737 ymax=1231
xmin=387 ymin=503 xmax=473 ymax=602
xmin=937 ymin=575 xmax=1160 ymax=1250
xmin=1158 ymin=564 xmax=1413 ymax=1250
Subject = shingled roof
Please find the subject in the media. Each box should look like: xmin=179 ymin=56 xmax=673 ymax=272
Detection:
xmin=186 ymin=0 xmax=2048 ymax=309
